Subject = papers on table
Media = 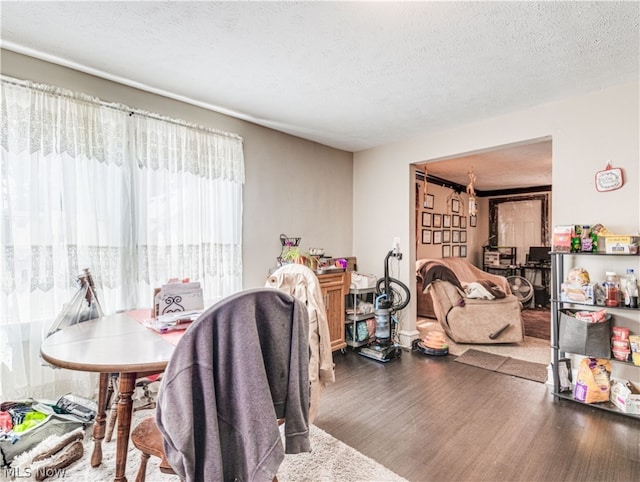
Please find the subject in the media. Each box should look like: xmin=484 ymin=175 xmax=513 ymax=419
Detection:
xmin=145 ymin=310 xmax=203 ymax=334
xmin=156 ymin=310 xmax=203 ymax=324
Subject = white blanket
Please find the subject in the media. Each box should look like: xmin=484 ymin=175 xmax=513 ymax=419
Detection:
xmin=464 ymin=281 xmax=496 ymax=300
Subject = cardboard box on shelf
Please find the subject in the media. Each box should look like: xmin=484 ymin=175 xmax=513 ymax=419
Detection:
xmin=553 ymin=225 xmax=573 ymax=253
xmin=597 ymin=235 xmax=640 ymax=254
xmin=610 ymin=379 xmax=640 ymax=414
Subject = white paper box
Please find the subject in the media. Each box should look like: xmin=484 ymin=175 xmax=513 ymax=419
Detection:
xmin=350 ymin=272 xmax=377 ymax=289
xmin=157 ymin=281 xmax=204 ymax=315
xmin=610 ymin=378 xmax=640 ymax=414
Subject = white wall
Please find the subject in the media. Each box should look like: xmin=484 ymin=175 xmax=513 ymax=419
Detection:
xmin=1 ymin=50 xmax=354 ymax=289
xmin=354 ymin=82 xmax=640 ymax=347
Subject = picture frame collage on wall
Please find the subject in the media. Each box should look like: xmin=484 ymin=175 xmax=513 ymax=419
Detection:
xmin=419 ymin=192 xmax=474 ymax=257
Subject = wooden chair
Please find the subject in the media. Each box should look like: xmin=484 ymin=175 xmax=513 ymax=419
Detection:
xmin=131 ymin=417 xmax=176 ymax=482
xmin=131 ymin=417 xmax=285 ymax=482
xmin=130 ymin=288 xmax=310 ymax=482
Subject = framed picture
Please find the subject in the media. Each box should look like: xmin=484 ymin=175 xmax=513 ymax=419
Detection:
xmin=460 ymin=230 xmax=467 ymax=243
xmin=421 ymin=229 xmax=432 ymax=244
xmin=452 ymin=230 xmax=460 ymax=243
xmin=421 ymin=212 xmax=432 ymax=227
xmin=452 ymin=214 xmax=460 ymax=228
xmin=451 ymin=198 xmax=460 ymax=213
xmin=443 ymin=214 xmax=451 ymax=228
xmin=433 ymin=213 xmax=442 ymax=228
xmin=470 ymin=215 xmax=477 ymax=227
xmin=460 ymin=245 xmax=467 ymax=257
xmin=460 ymin=216 xmax=467 ymax=229
xmin=442 ymin=244 xmax=451 ymax=257
xmin=433 ymin=230 xmax=442 ymax=244
xmin=424 ymin=193 xmax=435 ymax=209
xmin=452 ymin=245 xmax=460 ymax=257
xmin=442 ymin=229 xmax=451 ymax=243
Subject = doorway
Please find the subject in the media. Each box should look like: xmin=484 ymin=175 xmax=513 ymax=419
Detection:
xmin=413 ymin=138 xmax=552 ymax=337
xmin=414 ymin=138 xmax=552 ymax=267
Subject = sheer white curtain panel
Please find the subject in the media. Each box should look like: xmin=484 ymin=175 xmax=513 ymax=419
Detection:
xmin=1 ymin=81 xmax=130 ymax=400
xmin=0 ymin=78 xmax=244 ymax=400
xmin=131 ymin=115 xmax=244 ymax=306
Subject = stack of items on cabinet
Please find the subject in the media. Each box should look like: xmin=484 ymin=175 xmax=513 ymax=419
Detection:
xmin=560 ymin=266 xmax=639 ymax=312
xmin=553 ymin=223 xmax=639 ymax=254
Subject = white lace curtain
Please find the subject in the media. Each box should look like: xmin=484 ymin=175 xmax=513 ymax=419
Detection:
xmin=0 ymin=77 xmax=244 ymax=400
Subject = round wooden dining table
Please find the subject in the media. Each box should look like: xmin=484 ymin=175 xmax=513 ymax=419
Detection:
xmin=40 ymin=310 xmax=178 ymax=482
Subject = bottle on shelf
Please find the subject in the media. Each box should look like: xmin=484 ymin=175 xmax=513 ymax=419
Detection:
xmin=604 ymin=271 xmax=620 ymax=307
xmin=623 ymin=268 xmax=638 ymax=308
xmin=590 ymin=228 xmax=598 ymax=252
xmin=571 ymin=225 xmax=582 ymax=253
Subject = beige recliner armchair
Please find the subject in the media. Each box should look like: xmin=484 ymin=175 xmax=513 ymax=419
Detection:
xmin=416 ymin=257 xmax=524 ymax=344
xmin=427 ymin=279 xmax=524 ymax=344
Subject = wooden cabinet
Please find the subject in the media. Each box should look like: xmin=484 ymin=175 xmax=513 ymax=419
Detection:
xmin=317 ymin=271 xmax=350 ymax=352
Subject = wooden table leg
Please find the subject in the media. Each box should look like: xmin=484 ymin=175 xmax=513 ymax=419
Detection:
xmin=91 ymin=372 xmax=110 ymax=467
xmin=114 ymin=372 xmax=137 ymax=482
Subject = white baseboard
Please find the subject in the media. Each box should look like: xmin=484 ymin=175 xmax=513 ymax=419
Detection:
xmin=398 ymin=329 xmax=419 ymax=348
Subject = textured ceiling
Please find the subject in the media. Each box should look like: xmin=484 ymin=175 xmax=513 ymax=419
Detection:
xmin=1 ymin=1 xmax=638 ymax=190
xmin=419 ymin=138 xmax=553 ymax=192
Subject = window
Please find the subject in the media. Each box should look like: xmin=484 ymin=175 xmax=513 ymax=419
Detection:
xmin=1 ymin=78 xmax=244 ymax=398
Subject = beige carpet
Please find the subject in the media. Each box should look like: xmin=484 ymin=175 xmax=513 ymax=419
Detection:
xmin=11 ymin=409 xmax=407 ymax=482
xmin=417 ymin=319 xmax=551 ymax=366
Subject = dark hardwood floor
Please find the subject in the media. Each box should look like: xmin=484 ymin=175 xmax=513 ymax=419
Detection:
xmin=314 ymin=349 xmax=640 ymax=482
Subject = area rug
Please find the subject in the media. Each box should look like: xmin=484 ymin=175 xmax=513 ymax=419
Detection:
xmin=454 ymin=349 xmax=548 ymax=383
xmin=10 ymin=409 xmax=407 ymax=482
xmin=277 ymin=425 xmax=407 ymax=482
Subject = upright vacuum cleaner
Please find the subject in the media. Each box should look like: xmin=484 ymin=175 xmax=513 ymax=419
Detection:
xmin=359 ymin=246 xmax=410 ymax=362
